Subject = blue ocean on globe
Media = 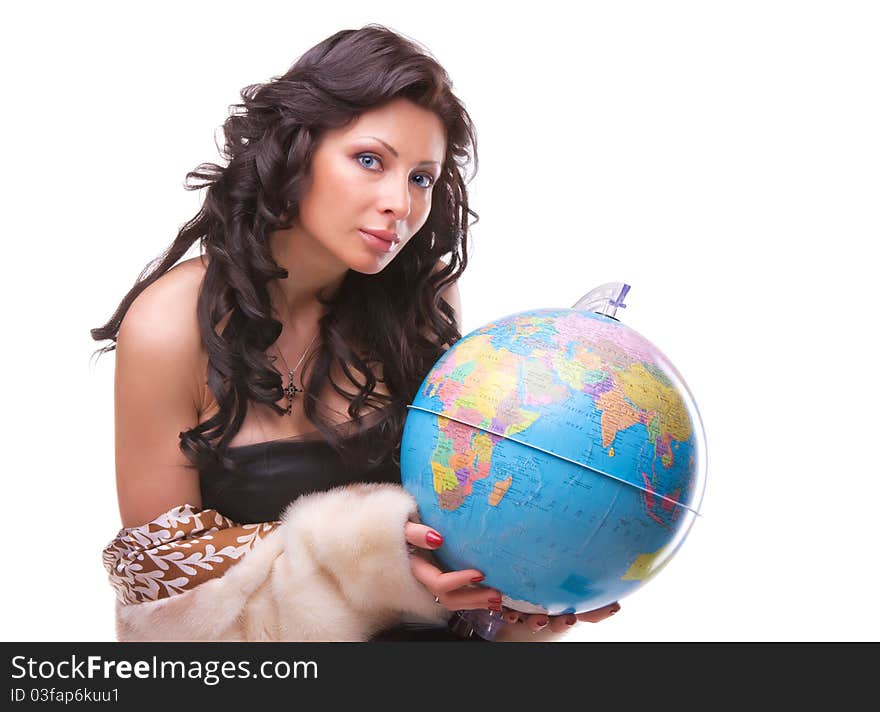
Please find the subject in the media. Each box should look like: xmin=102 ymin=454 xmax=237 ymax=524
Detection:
xmin=400 ymin=294 xmax=707 ymax=616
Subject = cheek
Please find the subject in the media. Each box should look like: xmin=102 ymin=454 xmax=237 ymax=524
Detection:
xmin=320 ymin=163 xmax=351 ymax=204
xmin=299 ymin=162 xmax=352 ymax=227
xmin=410 ymin=192 xmax=433 ymax=229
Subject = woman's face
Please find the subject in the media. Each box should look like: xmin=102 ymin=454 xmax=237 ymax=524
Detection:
xmin=293 ymin=97 xmax=447 ymax=274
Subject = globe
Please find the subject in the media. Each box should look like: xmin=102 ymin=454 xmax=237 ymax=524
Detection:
xmin=400 ymin=283 xmax=707 ymax=619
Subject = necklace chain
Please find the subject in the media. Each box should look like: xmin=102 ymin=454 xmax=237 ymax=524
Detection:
xmin=273 ymin=330 xmax=320 ymax=416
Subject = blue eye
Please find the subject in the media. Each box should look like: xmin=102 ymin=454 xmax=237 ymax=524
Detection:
xmin=357 ymin=154 xmax=380 ymax=170
xmin=413 ymin=173 xmax=435 ymax=189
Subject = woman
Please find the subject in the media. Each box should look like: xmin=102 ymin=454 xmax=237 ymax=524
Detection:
xmin=92 ymin=24 xmax=619 ymax=642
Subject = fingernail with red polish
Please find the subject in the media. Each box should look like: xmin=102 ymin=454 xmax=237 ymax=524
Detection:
xmin=425 ymin=531 xmax=443 ymax=547
xmin=470 ymin=574 xmax=485 ymax=583
xmin=489 ymin=604 xmax=503 ymax=612
xmin=536 ymin=617 xmax=548 ymax=628
xmin=488 ymin=596 xmax=503 ymax=604
xmin=565 ymin=616 xmax=576 ymax=626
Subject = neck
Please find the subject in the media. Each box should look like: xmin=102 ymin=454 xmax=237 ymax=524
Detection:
xmin=267 ymin=223 xmax=347 ymax=333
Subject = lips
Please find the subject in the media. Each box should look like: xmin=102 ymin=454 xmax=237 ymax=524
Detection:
xmin=360 ymin=228 xmax=399 ymax=244
xmin=358 ymin=229 xmax=399 ymax=254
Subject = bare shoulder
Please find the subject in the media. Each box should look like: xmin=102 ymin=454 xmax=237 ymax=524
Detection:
xmin=134 ymin=254 xmax=206 ymax=305
xmin=122 ymin=256 xmax=207 ymax=335
xmin=117 ymin=256 xmax=209 ymax=400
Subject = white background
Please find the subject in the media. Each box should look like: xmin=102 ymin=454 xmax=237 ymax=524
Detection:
xmin=1 ymin=1 xmax=877 ymax=642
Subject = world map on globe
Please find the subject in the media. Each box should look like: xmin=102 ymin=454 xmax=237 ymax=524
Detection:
xmin=400 ymin=307 xmax=706 ymax=616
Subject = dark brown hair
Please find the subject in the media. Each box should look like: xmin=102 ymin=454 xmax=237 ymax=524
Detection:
xmin=91 ymin=24 xmax=479 ymax=473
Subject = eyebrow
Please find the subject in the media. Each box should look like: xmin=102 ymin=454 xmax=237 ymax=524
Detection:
xmin=358 ymin=135 xmax=441 ymax=167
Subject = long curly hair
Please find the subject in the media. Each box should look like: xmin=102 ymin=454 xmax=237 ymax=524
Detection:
xmin=91 ymin=24 xmax=479 ymax=474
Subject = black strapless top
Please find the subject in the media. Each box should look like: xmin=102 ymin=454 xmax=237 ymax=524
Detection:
xmin=199 ymin=410 xmax=400 ymax=524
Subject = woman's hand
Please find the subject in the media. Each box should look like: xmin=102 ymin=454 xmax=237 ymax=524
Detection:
xmin=500 ymin=601 xmax=621 ymax=633
xmin=405 ymin=521 xmax=621 ymax=631
xmin=404 ymin=522 xmax=503 ymax=612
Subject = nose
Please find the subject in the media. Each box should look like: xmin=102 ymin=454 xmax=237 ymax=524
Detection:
xmin=378 ymin=173 xmax=412 ymax=221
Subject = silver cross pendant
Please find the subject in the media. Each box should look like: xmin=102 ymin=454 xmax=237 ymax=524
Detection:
xmin=283 ymin=370 xmax=302 ymax=415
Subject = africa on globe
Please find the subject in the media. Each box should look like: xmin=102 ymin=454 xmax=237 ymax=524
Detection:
xmin=400 ymin=283 xmax=707 ymax=618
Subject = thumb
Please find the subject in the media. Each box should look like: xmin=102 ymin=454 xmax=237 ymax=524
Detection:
xmin=404 ymin=521 xmax=444 ymax=550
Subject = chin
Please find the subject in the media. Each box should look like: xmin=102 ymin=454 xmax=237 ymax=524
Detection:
xmin=350 ymin=261 xmax=390 ymax=276
xmin=347 ymin=251 xmax=397 ymax=275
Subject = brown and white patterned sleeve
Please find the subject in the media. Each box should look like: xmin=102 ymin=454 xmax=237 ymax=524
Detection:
xmin=102 ymin=504 xmax=279 ymax=605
